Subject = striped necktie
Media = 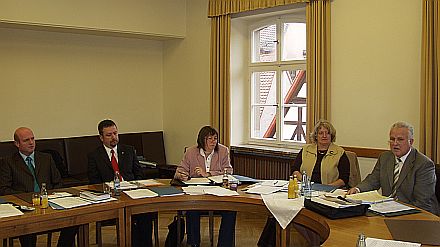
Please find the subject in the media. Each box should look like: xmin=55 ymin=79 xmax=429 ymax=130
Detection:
xmin=390 ymin=158 xmax=402 ymax=198
xmin=25 ymin=156 xmax=40 ymax=192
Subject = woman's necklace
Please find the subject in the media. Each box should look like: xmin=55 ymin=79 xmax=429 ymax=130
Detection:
xmin=318 ymin=150 xmax=327 ymax=155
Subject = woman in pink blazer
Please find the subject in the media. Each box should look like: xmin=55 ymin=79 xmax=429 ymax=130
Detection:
xmin=174 ymin=126 xmax=236 ymax=247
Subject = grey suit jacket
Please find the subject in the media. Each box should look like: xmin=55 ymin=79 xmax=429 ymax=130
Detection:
xmin=87 ymin=144 xmax=142 ymax=184
xmin=357 ymin=148 xmax=439 ymax=215
xmin=0 ymin=151 xmax=62 ymax=195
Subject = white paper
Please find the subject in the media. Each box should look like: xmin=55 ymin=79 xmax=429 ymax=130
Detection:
xmin=209 ymin=175 xmax=238 ymax=184
xmin=105 ymin=181 xmax=139 ymax=190
xmin=183 ymin=177 xmax=211 ymax=185
xmin=49 ymin=197 xmax=92 ymax=209
xmin=346 ymin=190 xmax=393 ymax=204
xmin=369 ymin=200 xmax=415 ymax=214
xmin=134 ymin=179 xmax=164 ymax=187
xmin=204 ymin=186 xmax=239 ymax=196
xmin=324 ymin=189 xmax=347 ymax=198
xmin=366 ymin=237 xmax=421 ymax=247
xmin=259 ymin=180 xmax=289 ymax=187
xmin=0 ymin=204 xmax=24 ymax=218
xmin=246 ymin=185 xmax=283 ymax=195
xmin=261 ymin=193 xmax=303 ymax=229
xmin=48 ymin=192 xmax=73 ymax=199
xmin=85 ymin=197 xmax=117 ymax=204
xmin=182 ymin=186 xmax=209 ymax=195
xmin=311 ymin=196 xmax=359 ymax=208
xmin=124 ymin=189 xmax=159 ymax=199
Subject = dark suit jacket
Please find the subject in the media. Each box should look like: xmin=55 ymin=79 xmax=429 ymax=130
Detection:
xmin=357 ymin=148 xmax=439 ymax=215
xmin=0 ymin=151 xmax=62 ymax=195
xmin=87 ymin=144 xmax=142 ymax=184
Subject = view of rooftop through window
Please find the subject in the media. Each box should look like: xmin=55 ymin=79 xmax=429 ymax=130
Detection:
xmin=251 ymin=18 xmax=307 ymax=143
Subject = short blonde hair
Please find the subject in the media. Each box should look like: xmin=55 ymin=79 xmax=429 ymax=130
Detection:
xmin=309 ymin=120 xmax=337 ymax=143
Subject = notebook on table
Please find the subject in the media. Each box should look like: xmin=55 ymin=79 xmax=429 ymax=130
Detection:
xmin=148 ymin=186 xmax=184 ymax=197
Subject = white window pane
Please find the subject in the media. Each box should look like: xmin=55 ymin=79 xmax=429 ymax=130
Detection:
xmin=251 ymin=106 xmax=277 ymax=139
xmin=281 ymin=106 xmax=307 ymax=142
xmin=253 ymin=24 xmax=277 ymax=63
xmin=281 ymin=70 xmax=306 ymax=101
xmin=282 ymin=23 xmax=306 ymax=61
xmin=252 ymin=71 xmax=277 ymax=105
xmin=281 ymin=69 xmax=307 ymax=142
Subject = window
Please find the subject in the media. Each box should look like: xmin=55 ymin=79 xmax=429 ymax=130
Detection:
xmin=250 ymin=14 xmax=307 ymax=145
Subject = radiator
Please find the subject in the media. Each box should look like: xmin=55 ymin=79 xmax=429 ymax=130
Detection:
xmin=230 ymin=145 xmax=299 ymax=180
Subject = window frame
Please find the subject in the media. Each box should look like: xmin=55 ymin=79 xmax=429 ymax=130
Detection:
xmin=248 ymin=14 xmax=307 ymax=148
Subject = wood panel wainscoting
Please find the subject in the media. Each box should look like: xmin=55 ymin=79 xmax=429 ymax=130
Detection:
xmin=230 ymin=145 xmax=387 ymax=180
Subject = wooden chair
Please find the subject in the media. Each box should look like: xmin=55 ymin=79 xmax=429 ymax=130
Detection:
xmin=346 ymin=151 xmax=361 ymax=188
xmin=435 ymin=164 xmax=440 ymax=203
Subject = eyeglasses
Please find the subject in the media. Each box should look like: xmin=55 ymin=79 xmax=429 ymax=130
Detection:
xmin=388 ymin=138 xmax=407 ymax=144
xmin=206 ymin=136 xmax=218 ymax=142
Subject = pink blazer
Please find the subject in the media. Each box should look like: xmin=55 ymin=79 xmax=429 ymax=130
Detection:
xmin=174 ymin=144 xmax=232 ymax=181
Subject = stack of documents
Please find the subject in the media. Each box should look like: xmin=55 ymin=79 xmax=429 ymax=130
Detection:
xmin=368 ymin=201 xmax=420 ymax=216
xmin=244 ymin=180 xmax=288 ymax=195
xmin=182 ymin=186 xmax=239 ymax=196
xmin=123 ymin=189 xmax=158 ymax=199
xmin=0 ymin=204 xmax=24 ymax=218
xmin=49 ymin=197 xmax=92 ymax=209
xmin=48 ymin=192 xmax=73 ymax=199
xmin=183 ymin=177 xmax=212 ymax=185
xmin=312 ymin=196 xmax=359 ymax=208
xmin=79 ymin=191 xmax=111 ymax=201
xmin=345 ymin=190 xmax=393 ymax=204
xmin=366 ymin=237 xmax=421 ymax=247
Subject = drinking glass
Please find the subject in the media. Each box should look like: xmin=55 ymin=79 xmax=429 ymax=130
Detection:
xmin=32 ymin=193 xmax=40 ymax=206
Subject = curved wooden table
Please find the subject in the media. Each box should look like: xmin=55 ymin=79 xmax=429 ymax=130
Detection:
xmin=324 ymin=209 xmax=440 ymax=246
xmin=0 ymin=194 xmax=126 ymax=246
xmin=122 ymin=191 xmax=330 ymax=247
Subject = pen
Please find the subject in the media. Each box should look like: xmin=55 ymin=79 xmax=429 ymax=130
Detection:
xmin=337 ymin=196 xmax=351 ymax=203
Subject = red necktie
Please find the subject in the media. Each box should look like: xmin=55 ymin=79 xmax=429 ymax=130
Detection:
xmin=110 ymin=149 xmax=121 ymax=177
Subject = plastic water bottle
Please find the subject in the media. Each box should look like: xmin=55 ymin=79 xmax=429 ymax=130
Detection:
xmin=40 ymin=183 xmax=48 ymax=209
xmin=114 ymin=171 xmax=121 ymax=196
xmin=356 ymin=233 xmax=366 ymax=247
xmin=301 ymin=171 xmax=308 ymax=196
xmin=222 ymin=168 xmax=229 ymax=189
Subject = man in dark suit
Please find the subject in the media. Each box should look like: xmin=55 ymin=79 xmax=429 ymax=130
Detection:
xmin=0 ymin=127 xmax=77 ymax=247
xmin=88 ymin=119 xmax=154 ymax=247
xmin=348 ymin=121 xmax=439 ymax=215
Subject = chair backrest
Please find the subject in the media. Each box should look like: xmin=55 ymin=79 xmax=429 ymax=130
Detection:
xmin=435 ymin=164 xmax=440 ymax=203
xmin=345 ymin=151 xmax=361 ymax=188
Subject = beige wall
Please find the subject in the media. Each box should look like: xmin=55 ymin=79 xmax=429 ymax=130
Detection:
xmin=0 ymin=0 xmax=186 ymax=38
xmin=0 ymin=27 xmax=164 ymax=139
xmin=0 ymin=0 xmax=426 ymax=170
xmin=163 ymin=0 xmax=211 ymax=164
xmin=331 ymin=0 xmax=422 ymax=150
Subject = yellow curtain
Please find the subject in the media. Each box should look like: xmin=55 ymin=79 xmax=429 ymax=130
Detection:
xmin=306 ymin=0 xmax=331 ymax=142
xmin=210 ymin=15 xmax=231 ymax=146
xmin=208 ymin=0 xmax=330 ymax=146
xmin=208 ymin=0 xmax=309 ymax=17
xmin=420 ymin=0 xmax=440 ymax=163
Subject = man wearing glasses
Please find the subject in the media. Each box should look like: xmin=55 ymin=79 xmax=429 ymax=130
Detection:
xmin=348 ymin=121 xmax=439 ymax=215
